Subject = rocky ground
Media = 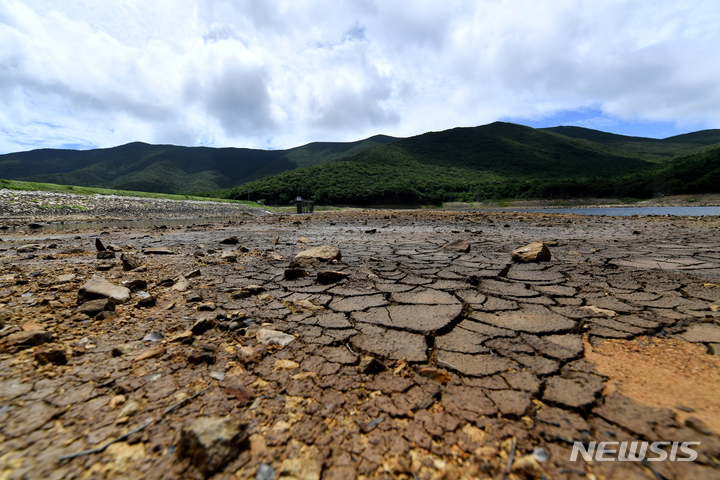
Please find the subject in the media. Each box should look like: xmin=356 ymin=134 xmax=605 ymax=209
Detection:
xmin=0 ymin=189 xmax=265 ymax=226
xmin=1 ymin=209 xmax=720 ymax=480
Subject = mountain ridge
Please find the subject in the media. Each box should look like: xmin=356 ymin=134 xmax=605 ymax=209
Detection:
xmin=2 ymin=123 xmax=720 ymax=200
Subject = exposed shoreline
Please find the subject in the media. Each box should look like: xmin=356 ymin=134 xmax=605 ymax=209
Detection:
xmin=2 ymin=189 xmax=719 ymax=228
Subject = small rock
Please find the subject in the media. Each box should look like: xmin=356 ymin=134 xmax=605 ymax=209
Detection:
xmin=231 ymin=285 xmax=265 ymax=299
xmin=121 ymin=253 xmax=141 ymax=271
xmin=21 ymin=321 xmax=42 ymax=331
xmin=294 ymin=246 xmax=341 ymax=263
xmin=172 ymin=275 xmax=189 ymax=292
xmin=284 ymin=268 xmax=308 ymax=280
xmin=512 ymin=454 xmax=544 ymax=477
xmin=69 ymin=313 xmax=91 ymax=322
xmin=511 ymin=241 xmax=551 ymax=263
xmin=168 ymin=330 xmax=194 ymax=344
xmin=358 ymin=356 xmax=387 ymax=375
xmin=17 ymin=244 xmax=41 ymax=253
xmin=533 ymin=447 xmax=549 ymax=463
xmin=117 ymin=398 xmax=146 ymax=419
xmin=196 ymin=302 xmax=216 ymax=311
xmin=77 ymin=298 xmax=116 ymax=317
xmin=136 ymin=294 xmax=156 ymax=308
xmin=186 ymin=293 xmax=203 ymax=303
xmin=221 ymin=251 xmax=237 ymax=262
xmin=178 ymin=416 xmax=248 ymax=477
xmin=125 ymin=279 xmax=147 ymax=292
xmin=188 ymin=344 xmax=216 ymax=365
xmin=191 ymin=318 xmax=215 ymax=335
xmin=142 ymin=332 xmax=164 ymax=342
xmin=278 ymin=450 xmax=322 ymax=480
xmin=272 ymin=235 xmax=279 ymax=245
xmin=220 ymin=236 xmax=239 ymax=245
xmin=274 ymin=359 xmax=300 ymax=370
xmin=132 ymin=346 xmax=166 ymax=363
xmin=256 ymin=463 xmax=275 ymax=480
xmin=144 ymin=247 xmax=174 ymax=255
xmin=443 ymin=239 xmax=471 ymax=253
xmin=1 ymin=330 xmax=51 ymax=352
xmin=256 ymin=329 xmax=295 ymax=346
xmin=96 ymin=310 xmax=118 ymax=321
xmin=317 ymin=271 xmax=350 ymax=284
xmin=34 ymin=348 xmax=67 ymax=365
xmin=236 ymin=344 xmax=267 ymax=364
xmin=222 ymin=381 xmax=256 ymax=404
xmin=96 ymin=251 xmax=116 ymax=260
xmin=209 ymin=371 xmax=225 ymax=381
xmin=95 ymin=238 xmax=106 ymax=251
xmin=55 ymin=273 xmax=76 ymax=284
xmin=78 ymin=275 xmax=131 ymax=304
xmin=418 ymin=367 xmax=451 ymax=384
xmin=109 ymin=395 xmax=126 ymax=409
xmin=632 ymin=230 xmax=643 ymax=235
xmin=186 ymin=269 xmax=202 ymax=279
xmin=365 ymin=228 xmax=377 ymax=234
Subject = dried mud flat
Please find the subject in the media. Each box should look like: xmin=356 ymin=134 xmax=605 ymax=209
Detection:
xmin=1 ymin=209 xmax=720 ymax=480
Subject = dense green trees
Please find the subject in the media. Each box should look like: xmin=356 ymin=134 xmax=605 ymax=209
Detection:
xmin=227 ymin=145 xmax=720 ymax=205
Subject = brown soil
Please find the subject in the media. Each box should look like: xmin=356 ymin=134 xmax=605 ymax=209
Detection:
xmin=587 ymin=336 xmax=720 ymax=434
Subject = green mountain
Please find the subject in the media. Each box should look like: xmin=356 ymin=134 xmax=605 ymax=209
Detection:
xmin=542 ymin=126 xmax=720 ymax=160
xmin=0 ymin=135 xmax=398 ymax=195
xmin=226 ymin=122 xmax=720 ymax=204
xmin=3 ymin=122 xmax=719 ymax=204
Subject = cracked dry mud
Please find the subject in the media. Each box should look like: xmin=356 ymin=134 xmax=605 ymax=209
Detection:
xmin=1 ymin=209 xmax=720 ymax=480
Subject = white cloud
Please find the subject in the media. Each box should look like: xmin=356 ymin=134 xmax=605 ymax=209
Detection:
xmin=1 ymin=0 xmax=719 ymax=153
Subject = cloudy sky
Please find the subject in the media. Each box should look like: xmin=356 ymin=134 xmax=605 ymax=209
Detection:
xmin=1 ymin=0 xmax=719 ymax=154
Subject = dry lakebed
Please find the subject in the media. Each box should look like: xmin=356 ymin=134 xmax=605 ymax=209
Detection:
xmin=1 ymin=200 xmax=720 ymax=480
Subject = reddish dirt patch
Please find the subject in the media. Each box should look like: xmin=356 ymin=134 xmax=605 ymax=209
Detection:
xmin=586 ymin=335 xmax=720 ymax=434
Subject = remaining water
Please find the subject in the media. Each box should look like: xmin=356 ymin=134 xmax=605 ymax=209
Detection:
xmin=515 ymin=206 xmax=720 ymax=216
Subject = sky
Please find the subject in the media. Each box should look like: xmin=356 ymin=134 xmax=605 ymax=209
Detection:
xmin=1 ymin=0 xmax=719 ymax=154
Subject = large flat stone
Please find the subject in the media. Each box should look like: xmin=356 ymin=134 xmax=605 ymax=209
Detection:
xmin=77 ymin=275 xmax=131 ymax=304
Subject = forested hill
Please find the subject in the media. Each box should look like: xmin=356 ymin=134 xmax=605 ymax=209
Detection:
xmin=226 ymin=122 xmax=720 ymax=204
xmin=3 ymin=121 xmax=720 ymax=203
xmin=0 ymin=135 xmax=397 ymax=194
